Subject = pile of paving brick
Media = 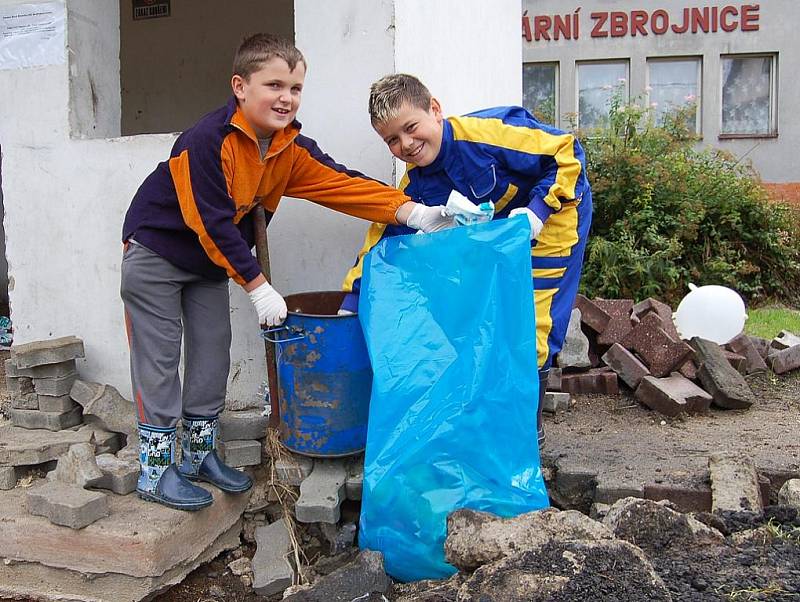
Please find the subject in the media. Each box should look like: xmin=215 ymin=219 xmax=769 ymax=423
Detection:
xmin=1 ymin=334 xmax=271 ymax=533
xmin=544 ymin=295 xmax=800 ymax=418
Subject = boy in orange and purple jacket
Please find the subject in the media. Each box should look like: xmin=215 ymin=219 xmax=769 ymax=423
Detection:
xmin=121 ymin=34 xmax=449 ymax=511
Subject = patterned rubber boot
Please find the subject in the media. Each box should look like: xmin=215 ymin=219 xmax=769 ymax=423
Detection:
xmin=179 ymin=415 xmax=252 ymax=494
xmin=136 ymin=424 xmax=213 ymax=511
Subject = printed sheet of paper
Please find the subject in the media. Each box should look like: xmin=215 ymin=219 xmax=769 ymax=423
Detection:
xmin=0 ymin=2 xmax=65 ymax=70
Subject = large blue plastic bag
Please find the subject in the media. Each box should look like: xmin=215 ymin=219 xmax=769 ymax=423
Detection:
xmin=357 ymin=216 xmax=549 ymax=582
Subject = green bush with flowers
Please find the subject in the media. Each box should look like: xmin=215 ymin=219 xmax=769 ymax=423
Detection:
xmin=566 ymin=86 xmax=800 ymax=306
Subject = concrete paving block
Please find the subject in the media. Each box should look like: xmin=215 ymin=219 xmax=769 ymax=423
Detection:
xmin=219 ymin=409 xmax=269 ymax=441
xmin=7 ymin=375 xmax=34 ymax=397
xmin=37 ymin=393 xmax=77 ymax=413
xmin=282 ymin=550 xmax=390 ymax=602
xmin=28 ymin=359 xmax=77 ymax=379
xmin=771 ymin=330 xmax=800 ymax=351
xmin=252 ymin=519 xmax=294 ymax=597
xmin=546 ymin=367 xmax=562 ymax=391
xmin=691 ymin=337 xmax=756 ymax=409
xmin=70 ymin=380 xmax=136 ymax=436
xmin=542 ymin=391 xmax=571 ymax=414
xmin=11 ymin=336 xmax=85 ymax=369
xmin=94 ymin=453 xmax=139 ymax=495
xmin=602 ymin=343 xmax=651 ymax=389
xmin=345 ymin=460 xmax=363 ymax=501
xmin=594 ymin=476 xmax=645 ymax=505
xmin=748 ymin=335 xmax=771 ymax=360
xmin=295 ymin=460 xmax=347 ymax=524
xmin=644 ymin=482 xmax=712 ymax=513
xmin=0 ymin=425 xmax=93 ymax=466
xmin=635 ymin=373 xmax=713 ymax=418
xmin=0 ymin=466 xmax=16 ymax=490
xmin=574 ymin=294 xmax=611 ymax=334
xmin=709 ymin=452 xmax=763 ymax=514
xmin=34 ymin=372 xmax=78 ymax=397
xmin=557 ymin=308 xmax=592 ymax=369
xmin=219 ymin=440 xmax=262 ymax=467
xmin=10 ymin=406 xmax=83 ymax=431
xmin=27 ymin=481 xmax=109 ymax=529
xmin=4 ymin=358 xmax=22 ymax=377
xmin=768 ymin=344 xmax=800 ymax=375
xmin=778 ymin=479 xmax=800 ymax=509
xmin=273 ymin=454 xmax=314 ymax=486
xmin=10 ymin=391 xmax=39 ymax=410
xmin=0 ymin=485 xmax=246 ymax=602
xmin=78 ymin=422 xmax=123 ymax=455
xmin=726 ymin=334 xmax=768 ymax=375
xmin=48 ymin=443 xmax=104 ymax=488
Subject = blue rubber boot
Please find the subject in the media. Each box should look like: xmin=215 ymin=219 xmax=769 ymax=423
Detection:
xmin=136 ymin=424 xmax=213 ymax=511
xmin=179 ymin=415 xmax=252 ymax=494
xmin=537 ymin=369 xmax=549 ymax=446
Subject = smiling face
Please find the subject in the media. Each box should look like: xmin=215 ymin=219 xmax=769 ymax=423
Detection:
xmin=232 ymin=57 xmax=305 ymax=137
xmin=373 ymin=99 xmax=445 ymax=167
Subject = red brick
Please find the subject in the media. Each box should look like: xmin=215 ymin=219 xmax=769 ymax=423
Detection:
xmin=644 ymin=483 xmax=712 ymax=513
xmin=620 ymin=313 xmax=693 ymax=378
xmin=601 ymin=343 xmax=650 ymax=389
xmin=632 ymin=298 xmax=680 ymax=340
xmin=574 ymin=294 xmax=611 ymax=334
xmin=561 ymin=369 xmax=618 ymax=395
xmin=769 ymin=344 xmax=800 ymax=375
xmin=594 ymin=299 xmax=635 ymax=346
xmin=726 ymin=334 xmax=768 ymax=374
xmin=635 ymin=374 xmax=712 ymax=417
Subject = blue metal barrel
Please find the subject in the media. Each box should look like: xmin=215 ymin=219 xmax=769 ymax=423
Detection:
xmin=268 ymin=291 xmax=371 ymax=457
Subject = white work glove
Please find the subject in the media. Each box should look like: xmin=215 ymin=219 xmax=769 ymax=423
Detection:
xmin=406 ymin=203 xmax=455 ymax=233
xmin=509 ymin=207 xmax=544 ymax=240
xmin=248 ymin=281 xmax=287 ymax=326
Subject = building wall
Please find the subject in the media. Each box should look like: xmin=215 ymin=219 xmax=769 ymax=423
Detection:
xmin=522 ymin=0 xmax=799 ymax=183
xmin=119 ymin=0 xmax=293 ymax=136
xmin=0 ymin=0 xmax=520 ymax=403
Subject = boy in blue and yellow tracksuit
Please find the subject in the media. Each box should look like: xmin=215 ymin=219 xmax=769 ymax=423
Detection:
xmin=121 ymin=38 xmax=449 ymax=512
xmin=342 ymin=74 xmax=593 ymax=446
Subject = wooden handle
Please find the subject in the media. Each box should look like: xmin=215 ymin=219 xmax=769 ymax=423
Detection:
xmin=253 ymin=207 xmax=281 ymax=429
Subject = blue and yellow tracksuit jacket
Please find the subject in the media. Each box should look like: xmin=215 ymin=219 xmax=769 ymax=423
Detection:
xmin=342 ymin=106 xmax=593 ymax=369
xmin=123 ymin=96 xmax=408 ymax=286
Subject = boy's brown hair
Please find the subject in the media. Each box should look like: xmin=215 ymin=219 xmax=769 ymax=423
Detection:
xmin=233 ymin=33 xmax=306 ymax=80
xmin=368 ymin=73 xmax=432 ymax=126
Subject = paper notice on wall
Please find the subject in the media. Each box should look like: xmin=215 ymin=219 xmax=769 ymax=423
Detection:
xmin=0 ymin=2 xmax=65 ymax=70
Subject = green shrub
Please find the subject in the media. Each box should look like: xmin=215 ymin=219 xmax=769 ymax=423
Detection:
xmin=577 ymin=91 xmax=800 ymax=306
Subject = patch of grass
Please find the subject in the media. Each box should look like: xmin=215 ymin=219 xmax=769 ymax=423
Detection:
xmin=765 ymin=518 xmax=800 ymax=543
xmin=745 ymin=306 xmax=800 ymax=340
xmin=721 ymin=584 xmax=799 ymax=600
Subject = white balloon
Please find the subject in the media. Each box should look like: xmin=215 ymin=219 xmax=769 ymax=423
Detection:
xmin=673 ymin=284 xmax=747 ymax=344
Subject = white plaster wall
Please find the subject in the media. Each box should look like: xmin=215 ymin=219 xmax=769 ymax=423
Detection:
xmin=395 ymin=0 xmax=521 ymax=117
xmin=522 ymin=0 xmax=800 ymax=182
xmin=274 ymin=0 xmax=397 ymax=295
xmin=1 ymin=0 xmax=523 ymax=406
xmin=68 ymin=0 xmax=121 ymax=138
xmin=0 ymin=0 xmax=266 ymax=405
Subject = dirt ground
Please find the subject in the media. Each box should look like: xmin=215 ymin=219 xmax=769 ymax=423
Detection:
xmin=543 ymin=370 xmax=800 ymax=494
xmin=1 ymin=362 xmax=798 ymax=602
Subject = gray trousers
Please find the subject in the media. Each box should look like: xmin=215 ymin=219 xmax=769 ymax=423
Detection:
xmin=120 ymin=243 xmax=231 ymax=428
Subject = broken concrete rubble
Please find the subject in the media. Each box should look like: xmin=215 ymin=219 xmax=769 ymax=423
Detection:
xmin=709 ymin=452 xmax=763 ymax=515
xmin=46 ymin=442 xmax=104 ymax=489
xmin=69 ymin=379 xmax=137 ymax=437
xmin=691 ymin=337 xmax=756 ymax=409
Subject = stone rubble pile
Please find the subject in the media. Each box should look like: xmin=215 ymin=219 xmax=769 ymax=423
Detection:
xmin=546 ymin=295 xmax=800 ymax=419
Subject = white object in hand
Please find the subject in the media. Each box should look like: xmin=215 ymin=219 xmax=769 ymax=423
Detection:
xmin=509 ymin=207 xmax=544 ymax=240
xmin=673 ymin=284 xmax=747 ymax=345
xmin=248 ymin=281 xmax=287 ymax=326
xmin=406 ymin=203 xmax=454 ymax=233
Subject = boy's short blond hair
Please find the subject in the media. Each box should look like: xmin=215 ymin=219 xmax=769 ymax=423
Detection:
xmin=233 ymin=33 xmax=306 ymax=80
xmin=368 ymin=74 xmax=432 ymax=126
